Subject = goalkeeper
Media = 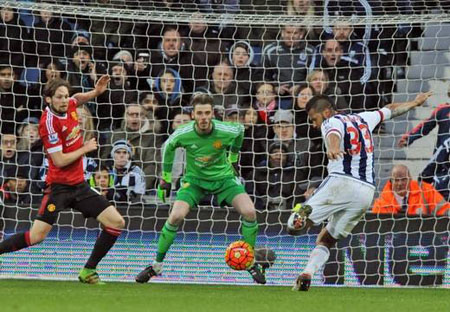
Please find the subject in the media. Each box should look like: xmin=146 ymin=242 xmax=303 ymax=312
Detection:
xmin=136 ymin=94 xmax=266 ymax=284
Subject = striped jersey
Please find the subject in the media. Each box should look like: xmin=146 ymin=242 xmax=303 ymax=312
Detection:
xmin=321 ymin=107 xmax=392 ymax=185
xmin=161 ymin=119 xmax=244 ymax=181
xmin=39 ymin=98 xmax=85 ymax=185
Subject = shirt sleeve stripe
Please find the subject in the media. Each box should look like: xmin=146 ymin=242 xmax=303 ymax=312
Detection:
xmin=326 ymin=129 xmax=342 ymax=138
xmin=47 ymin=145 xmax=63 ymax=153
xmin=378 ymin=110 xmax=384 ymax=122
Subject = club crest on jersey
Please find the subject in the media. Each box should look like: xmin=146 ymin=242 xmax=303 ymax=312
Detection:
xmin=48 ymin=133 xmax=59 ymax=144
xmin=212 ymin=140 xmax=222 ymax=149
xmin=71 ymin=111 xmax=78 ymax=121
xmin=47 ymin=204 xmax=56 ymax=212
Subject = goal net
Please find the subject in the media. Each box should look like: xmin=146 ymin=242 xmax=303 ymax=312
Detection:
xmin=0 ymin=0 xmax=449 ymax=287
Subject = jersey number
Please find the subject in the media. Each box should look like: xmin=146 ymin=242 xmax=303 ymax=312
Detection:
xmin=346 ymin=124 xmax=374 ymax=155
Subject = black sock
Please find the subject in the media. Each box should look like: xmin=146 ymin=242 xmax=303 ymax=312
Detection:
xmin=85 ymin=227 xmax=121 ymax=269
xmin=0 ymin=232 xmax=31 ymax=254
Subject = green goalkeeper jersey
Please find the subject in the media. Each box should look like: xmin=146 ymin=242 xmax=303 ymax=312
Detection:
xmin=162 ymin=120 xmax=244 ymax=181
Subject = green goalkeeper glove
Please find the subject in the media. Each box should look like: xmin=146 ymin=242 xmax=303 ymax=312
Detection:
xmin=157 ymin=172 xmax=172 ymax=203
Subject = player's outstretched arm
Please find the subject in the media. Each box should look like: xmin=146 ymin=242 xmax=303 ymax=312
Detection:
xmin=385 ymin=92 xmax=432 ymax=118
xmin=73 ymin=74 xmax=110 ymax=106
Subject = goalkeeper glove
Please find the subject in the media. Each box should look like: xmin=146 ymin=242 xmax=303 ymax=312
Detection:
xmin=157 ymin=172 xmax=172 ymax=203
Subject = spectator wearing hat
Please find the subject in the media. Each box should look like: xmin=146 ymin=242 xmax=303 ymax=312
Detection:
xmin=112 ymin=50 xmax=134 ymax=76
xmin=101 ymin=103 xmax=160 ymax=190
xmin=223 ymin=105 xmax=241 ymax=123
xmin=138 ymin=91 xmax=162 ymax=134
xmin=250 ymin=141 xmax=304 ymax=210
xmin=109 ymin=139 xmax=146 ymax=204
xmin=271 ymin=109 xmax=308 ymax=159
xmin=271 ymin=109 xmax=326 ymax=184
xmin=0 ymin=167 xmax=32 ymax=206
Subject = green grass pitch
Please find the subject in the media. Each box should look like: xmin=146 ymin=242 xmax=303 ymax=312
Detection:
xmin=0 ymin=280 xmax=448 ymax=312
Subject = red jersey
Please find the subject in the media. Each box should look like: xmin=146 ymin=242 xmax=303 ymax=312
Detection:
xmin=39 ymin=98 xmax=85 ymax=185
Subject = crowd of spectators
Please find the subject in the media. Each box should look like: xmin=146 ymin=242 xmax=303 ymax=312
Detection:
xmin=0 ymin=1 xmax=449 ymax=213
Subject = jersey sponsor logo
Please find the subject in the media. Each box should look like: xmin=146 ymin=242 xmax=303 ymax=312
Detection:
xmin=71 ymin=111 xmax=78 ymax=121
xmin=48 ymin=133 xmax=59 ymax=144
xmin=47 ymin=204 xmax=56 ymax=212
xmin=182 ymin=182 xmax=190 ymax=189
xmin=62 ymin=126 xmax=67 ymax=132
xmin=66 ymin=125 xmax=81 ymax=145
xmin=212 ymin=140 xmax=223 ymax=149
xmin=191 ymin=144 xmax=198 ymax=149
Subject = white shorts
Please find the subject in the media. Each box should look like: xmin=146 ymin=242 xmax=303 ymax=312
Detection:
xmin=306 ymin=174 xmax=375 ymax=240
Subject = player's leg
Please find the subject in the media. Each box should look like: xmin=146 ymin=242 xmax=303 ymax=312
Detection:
xmin=293 ymin=228 xmax=336 ymax=291
xmin=293 ymin=179 xmax=374 ymax=291
xmin=0 ymin=219 xmax=52 ymax=254
xmin=73 ymin=185 xmax=125 ymax=284
xmin=136 ymin=180 xmax=204 ymax=283
xmin=78 ymin=204 xmax=125 ymax=284
xmin=231 ymin=193 xmax=258 ymax=248
xmin=223 ymin=180 xmax=266 ymax=284
xmin=135 ymin=199 xmax=190 ymax=283
xmin=0 ymin=187 xmax=57 ymax=254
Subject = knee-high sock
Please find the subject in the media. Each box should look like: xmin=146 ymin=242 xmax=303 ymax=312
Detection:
xmin=241 ymin=219 xmax=258 ymax=249
xmin=85 ymin=227 xmax=121 ymax=269
xmin=0 ymin=232 xmax=31 ymax=254
xmin=303 ymin=245 xmax=330 ymax=276
xmin=156 ymin=222 xmax=178 ymax=263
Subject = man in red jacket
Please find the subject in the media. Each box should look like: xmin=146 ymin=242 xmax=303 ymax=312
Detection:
xmin=372 ymin=164 xmax=450 ymax=216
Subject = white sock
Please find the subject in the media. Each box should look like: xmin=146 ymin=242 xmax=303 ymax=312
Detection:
xmin=303 ymin=245 xmax=330 ymax=277
xmin=152 ymin=261 xmax=163 ymax=274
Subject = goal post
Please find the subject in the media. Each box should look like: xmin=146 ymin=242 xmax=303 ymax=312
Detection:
xmin=0 ymin=0 xmax=449 ymax=287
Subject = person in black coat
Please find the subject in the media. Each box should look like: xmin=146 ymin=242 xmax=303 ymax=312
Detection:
xmin=228 ymin=40 xmax=263 ymax=96
xmin=0 ymin=6 xmax=35 ymax=67
xmin=34 ymin=10 xmax=73 ymax=64
xmin=239 ymin=107 xmax=270 ymax=182
xmin=251 ymin=142 xmax=303 ymax=211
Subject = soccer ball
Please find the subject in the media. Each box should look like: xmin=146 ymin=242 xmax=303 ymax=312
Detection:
xmin=225 ymin=241 xmax=254 ymax=270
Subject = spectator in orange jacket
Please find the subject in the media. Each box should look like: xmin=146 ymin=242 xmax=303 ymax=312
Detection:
xmin=372 ymin=164 xmax=450 ymax=216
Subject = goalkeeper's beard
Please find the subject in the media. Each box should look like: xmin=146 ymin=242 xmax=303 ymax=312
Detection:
xmin=195 ymin=120 xmax=212 ymax=133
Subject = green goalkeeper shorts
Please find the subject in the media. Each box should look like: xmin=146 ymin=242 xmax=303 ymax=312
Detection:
xmin=175 ymin=176 xmax=246 ymax=208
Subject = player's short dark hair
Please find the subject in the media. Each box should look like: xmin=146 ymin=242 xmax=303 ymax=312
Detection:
xmin=44 ymin=78 xmax=71 ymax=98
xmin=191 ymin=93 xmax=214 ymax=110
xmin=305 ymin=95 xmax=334 ymax=114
